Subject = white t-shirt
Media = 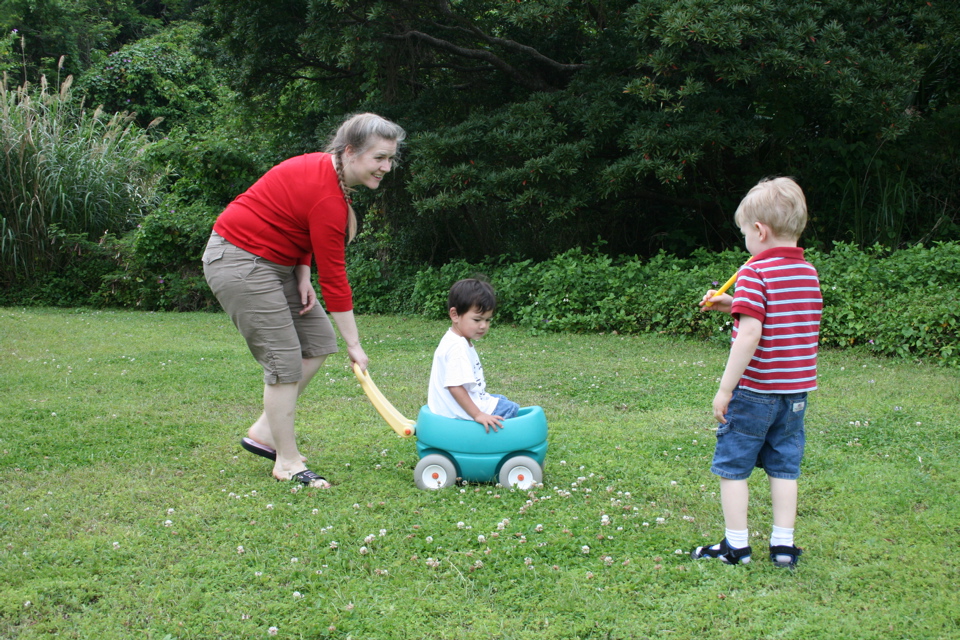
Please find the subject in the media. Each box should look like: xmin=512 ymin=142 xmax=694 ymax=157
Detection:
xmin=428 ymin=329 xmax=498 ymax=420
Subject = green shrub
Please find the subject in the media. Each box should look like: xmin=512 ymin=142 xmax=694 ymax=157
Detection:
xmin=96 ymin=203 xmax=220 ymax=311
xmin=405 ymin=242 xmax=959 ymax=366
xmin=346 ymin=220 xmax=420 ymax=316
xmin=0 ymin=227 xmax=124 ymax=307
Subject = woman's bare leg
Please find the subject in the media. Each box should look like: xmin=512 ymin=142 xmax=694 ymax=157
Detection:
xmin=247 ymin=356 xmax=327 ymax=455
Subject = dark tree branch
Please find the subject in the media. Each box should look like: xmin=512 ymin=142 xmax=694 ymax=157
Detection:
xmin=385 ymin=30 xmax=554 ymax=91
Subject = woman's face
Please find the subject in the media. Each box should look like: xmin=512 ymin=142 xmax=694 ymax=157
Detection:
xmin=343 ymin=136 xmax=398 ymax=189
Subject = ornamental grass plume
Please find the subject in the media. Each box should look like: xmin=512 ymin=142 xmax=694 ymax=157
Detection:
xmin=0 ymin=71 xmax=162 ymax=285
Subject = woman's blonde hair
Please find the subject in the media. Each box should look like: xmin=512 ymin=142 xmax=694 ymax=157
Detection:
xmin=734 ymin=176 xmax=808 ymax=240
xmin=325 ymin=113 xmax=406 ymax=242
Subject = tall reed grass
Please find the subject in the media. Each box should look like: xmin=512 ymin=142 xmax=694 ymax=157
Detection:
xmin=0 ymin=70 xmax=161 ymax=285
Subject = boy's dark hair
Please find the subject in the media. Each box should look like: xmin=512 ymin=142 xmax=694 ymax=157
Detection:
xmin=448 ymin=278 xmax=497 ymax=316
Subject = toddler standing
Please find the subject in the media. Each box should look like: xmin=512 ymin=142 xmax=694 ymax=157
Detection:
xmin=692 ymin=177 xmax=822 ymax=568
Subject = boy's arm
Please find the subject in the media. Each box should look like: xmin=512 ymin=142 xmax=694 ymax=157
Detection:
xmin=447 ymin=385 xmax=503 ymax=433
xmin=713 ymin=315 xmax=763 ymax=424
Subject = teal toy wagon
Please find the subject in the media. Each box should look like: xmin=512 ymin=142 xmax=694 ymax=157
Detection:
xmin=412 ymin=405 xmax=548 ymax=490
xmin=354 ymin=365 xmax=548 ymax=490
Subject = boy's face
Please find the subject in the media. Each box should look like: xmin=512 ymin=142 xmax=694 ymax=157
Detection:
xmin=450 ymin=305 xmax=493 ymax=343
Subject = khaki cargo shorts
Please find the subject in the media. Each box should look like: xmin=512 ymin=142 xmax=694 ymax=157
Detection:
xmin=202 ymin=231 xmax=338 ymax=384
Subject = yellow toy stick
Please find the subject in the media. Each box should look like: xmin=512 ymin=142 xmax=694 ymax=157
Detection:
xmin=704 ymin=258 xmax=754 ymax=307
xmin=353 ymin=363 xmax=416 ymax=437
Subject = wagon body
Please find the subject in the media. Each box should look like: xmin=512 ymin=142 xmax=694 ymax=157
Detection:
xmin=414 ymin=405 xmax=548 ymax=484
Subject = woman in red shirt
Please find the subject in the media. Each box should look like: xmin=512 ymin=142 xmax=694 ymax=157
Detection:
xmin=203 ymin=113 xmax=406 ymax=488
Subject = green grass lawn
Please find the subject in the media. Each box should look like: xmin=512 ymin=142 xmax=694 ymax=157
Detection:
xmin=1 ymin=308 xmax=958 ymax=639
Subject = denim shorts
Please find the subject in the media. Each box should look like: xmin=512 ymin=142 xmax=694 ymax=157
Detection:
xmin=711 ymin=388 xmax=807 ymax=480
xmin=202 ymin=231 xmax=339 ymax=384
xmin=491 ymin=394 xmax=520 ymax=420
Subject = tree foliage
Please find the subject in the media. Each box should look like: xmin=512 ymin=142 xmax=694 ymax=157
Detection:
xmin=197 ymin=0 xmax=959 ymax=264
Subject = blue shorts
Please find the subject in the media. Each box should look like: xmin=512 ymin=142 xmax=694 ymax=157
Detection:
xmin=711 ymin=388 xmax=807 ymax=481
xmin=491 ymin=394 xmax=520 ymax=420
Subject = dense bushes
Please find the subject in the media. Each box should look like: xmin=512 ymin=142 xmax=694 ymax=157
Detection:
xmin=367 ymin=242 xmax=959 ymax=366
xmin=2 ymin=218 xmax=956 ymax=364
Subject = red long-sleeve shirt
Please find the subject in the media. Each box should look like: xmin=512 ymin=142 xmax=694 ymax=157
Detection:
xmin=212 ymin=153 xmax=353 ymax=312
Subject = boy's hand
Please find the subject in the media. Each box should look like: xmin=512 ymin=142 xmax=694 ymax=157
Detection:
xmin=713 ymin=389 xmax=733 ymax=424
xmin=700 ymin=290 xmax=733 ymax=313
xmin=474 ymin=412 xmax=504 ymax=433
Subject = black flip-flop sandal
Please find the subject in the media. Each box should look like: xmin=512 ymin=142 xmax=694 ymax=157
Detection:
xmin=241 ymin=437 xmax=277 ymax=461
xmin=290 ymin=469 xmax=330 ymax=488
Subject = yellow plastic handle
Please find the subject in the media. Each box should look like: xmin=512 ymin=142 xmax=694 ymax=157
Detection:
xmin=704 ymin=271 xmax=739 ymax=307
xmin=353 ymin=363 xmax=416 ymax=437
xmin=704 ymin=258 xmax=753 ymax=307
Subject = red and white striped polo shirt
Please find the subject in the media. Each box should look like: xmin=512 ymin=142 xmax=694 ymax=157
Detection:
xmin=730 ymin=246 xmax=822 ymax=393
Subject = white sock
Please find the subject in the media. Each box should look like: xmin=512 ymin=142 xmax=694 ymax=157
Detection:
xmin=771 ymin=525 xmax=794 ymax=548
xmin=724 ymin=528 xmax=750 ymax=549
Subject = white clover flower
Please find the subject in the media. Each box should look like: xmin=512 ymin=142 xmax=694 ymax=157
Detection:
xmin=426 ymin=536 xmax=433 ymax=543
xmin=656 ymin=517 xmax=665 ymax=524
xmin=581 ymin=545 xmax=590 ymax=554
xmin=255 ymin=571 xmax=262 ymax=577
xmin=293 ymin=591 xmax=302 ymax=599
xmin=290 ymin=557 xmax=299 ymax=563
xmin=477 ymin=535 xmax=486 ymax=544
xmin=237 ymin=546 xmax=245 ymax=554
xmin=364 ymin=534 xmax=375 ymax=544
xmin=359 ymin=546 xmax=369 ymax=555
xmin=266 ymin=504 xmax=274 ymax=510
xmin=535 ymin=524 xmax=543 ymax=532
xmin=113 ymin=542 xmax=120 ymax=549
xmin=601 ymin=515 xmax=610 ymax=525
xmin=330 ymin=541 xmax=339 ymax=550
xmin=312 ymin=509 xmax=319 ymax=515
xmin=379 ymin=529 xmax=387 ymax=537
xmin=167 ymin=508 xmax=175 ymax=515
xmin=268 ymin=627 xmax=278 ymax=636
xmin=164 ymin=520 xmax=173 ymax=527
xmin=457 ymin=521 xmax=466 ymax=529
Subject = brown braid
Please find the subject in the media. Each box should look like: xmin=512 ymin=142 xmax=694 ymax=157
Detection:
xmin=334 ymin=150 xmax=358 ymax=242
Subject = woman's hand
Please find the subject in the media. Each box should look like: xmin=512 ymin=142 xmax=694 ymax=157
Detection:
xmin=295 ymin=265 xmax=317 ymax=315
xmin=346 ymin=343 xmax=369 ymax=373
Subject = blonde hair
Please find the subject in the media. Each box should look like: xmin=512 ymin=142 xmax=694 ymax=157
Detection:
xmin=734 ymin=177 xmax=808 ymax=240
xmin=325 ymin=113 xmax=406 ymax=242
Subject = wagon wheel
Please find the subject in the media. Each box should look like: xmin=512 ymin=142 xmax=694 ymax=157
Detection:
xmin=414 ymin=454 xmax=457 ymax=490
xmin=498 ymin=456 xmax=542 ymax=490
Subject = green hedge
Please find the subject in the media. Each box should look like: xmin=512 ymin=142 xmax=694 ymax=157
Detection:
xmin=375 ymin=242 xmax=959 ymax=366
xmin=3 ymin=234 xmax=957 ymax=365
